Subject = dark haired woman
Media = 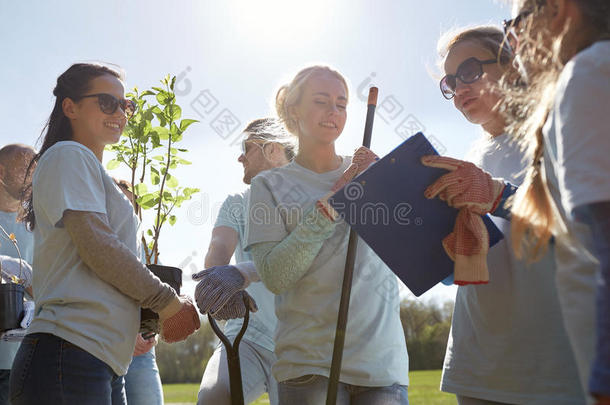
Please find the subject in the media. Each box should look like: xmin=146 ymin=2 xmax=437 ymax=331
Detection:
xmin=9 ymin=63 xmax=200 ymax=405
xmin=435 ymin=25 xmax=583 ymax=405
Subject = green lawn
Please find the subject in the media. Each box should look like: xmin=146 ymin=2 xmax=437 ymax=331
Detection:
xmin=163 ymin=369 xmax=456 ymax=404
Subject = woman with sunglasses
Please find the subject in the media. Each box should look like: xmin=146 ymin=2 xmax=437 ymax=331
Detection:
xmin=9 ymin=63 xmax=200 ymax=405
xmin=245 ymin=65 xmax=409 ymax=404
xmin=435 ymin=26 xmax=583 ymax=405
xmin=424 ymin=1 xmax=610 ymax=403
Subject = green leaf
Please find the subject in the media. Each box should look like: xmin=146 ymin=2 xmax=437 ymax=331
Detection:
xmin=141 ymin=90 xmax=155 ymax=97
xmin=134 ymin=183 xmax=148 ymax=196
xmin=169 ymin=215 xmax=176 ymax=226
xmin=166 ymin=174 xmax=179 ymax=189
xmin=156 ymin=91 xmax=171 ymax=105
xmin=166 ymin=104 xmax=182 ymax=121
xmin=147 ymin=229 xmax=153 ymax=236
xmin=151 ymin=155 xmax=165 ymax=161
xmin=179 ymin=119 xmax=198 ymax=132
xmin=137 ymin=194 xmax=156 ymax=209
xmin=152 ymin=126 xmax=169 ymax=140
xmin=170 ymin=76 xmax=176 ymax=91
xmin=176 ymin=157 xmax=192 ymax=165
xmin=106 ymin=159 xmax=120 ymax=170
xmin=150 ymin=170 xmax=160 ymax=185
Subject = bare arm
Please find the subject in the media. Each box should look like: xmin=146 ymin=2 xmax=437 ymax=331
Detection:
xmin=204 ymin=225 xmax=259 ymax=285
xmin=63 ymin=210 xmax=178 ymax=313
xmin=204 ymin=226 xmax=239 ymax=267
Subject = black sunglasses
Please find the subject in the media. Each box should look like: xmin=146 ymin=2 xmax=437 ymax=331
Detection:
xmin=77 ymin=93 xmax=137 ymax=118
xmin=439 ymin=57 xmax=498 ymax=100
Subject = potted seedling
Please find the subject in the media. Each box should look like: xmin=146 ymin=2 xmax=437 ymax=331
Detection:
xmin=107 ymin=74 xmax=199 ymax=334
xmin=0 ymin=227 xmax=25 ymax=332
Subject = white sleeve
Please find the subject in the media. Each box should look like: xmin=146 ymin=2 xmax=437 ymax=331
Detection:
xmin=234 ymin=261 xmax=260 ymax=286
xmin=555 ymin=51 xmax=610 ymax=215
xmin=34 ymin=145 xmax=107 ymax=227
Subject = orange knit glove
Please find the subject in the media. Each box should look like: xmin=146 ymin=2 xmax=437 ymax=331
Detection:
xmin=422 ymin=156 xmax=505 ymax=285
xmin=318 ymin=147 xmax=380 ymax=222
xmin=331 ymin=146 xmax=379 ymax=193
xmin=158 ymin=296 xmax=201 ymax=343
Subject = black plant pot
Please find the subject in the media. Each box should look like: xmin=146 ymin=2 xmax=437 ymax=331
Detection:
xmin=140 ymin=264 xmax=182 ymax=334
xmin=0 ymin=283 xmax=24 ymax=332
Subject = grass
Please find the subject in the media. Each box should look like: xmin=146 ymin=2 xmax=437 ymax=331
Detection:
xmin=163 ymin=369 xmax=456 ymax=404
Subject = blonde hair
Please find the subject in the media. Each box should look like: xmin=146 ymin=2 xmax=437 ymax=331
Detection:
xmin=504 ymin=0 xmax=610 ymax=259
xmin=275 ymin=65 xmax=349 ymax=134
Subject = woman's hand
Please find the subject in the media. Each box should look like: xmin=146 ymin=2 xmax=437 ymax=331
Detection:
xmin=158 ymin=296 xmax=201 ymax=343
xmin=421 ymin=155 xmax=505 ymax=214
xmin=331 ymin=146 xmax=379 ymax=192
xmin=133 ymin=333 xmax=156 ymax=356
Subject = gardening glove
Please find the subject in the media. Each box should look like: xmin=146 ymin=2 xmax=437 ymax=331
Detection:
xmin=421 ymin=155 xmax=506 ymax=285
xmin=0 ymin=255 xmax=32 ymax=288
xmin=331 ymin=146 xmax=380 ymax=193
xmin=20 ymin=301 xmax=35 ymax=329
xmin=210 ymin=290 xmax=258 ymax=321
xmin=595 ymin=396 xmax=610 ymax=405
xmin=192 ymin=265 xmax=248 ymax=315
xmin=317 ymin=147 xmax=380 ymax=222
xmin=158 ymin=295 xmax=200 ymax=343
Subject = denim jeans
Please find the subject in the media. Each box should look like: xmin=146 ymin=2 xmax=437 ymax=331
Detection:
xmin=278 ymin=374 xmax=408 ymax=405
xmin=124 ymin=348 xmax=163 ymax=405
xmin=9 ymin=333 xmax=126 ymax=405
xmin=0 ymin=370 xmax=9 ymax=405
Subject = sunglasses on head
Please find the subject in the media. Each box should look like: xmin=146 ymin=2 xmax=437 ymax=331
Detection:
xmin=502 ymin=9 xmax=533 ymax=51
xmin=439 ymin=57 xmax=498 ymax=100
xmin=77 ymin=93 xmax=137 ymax=118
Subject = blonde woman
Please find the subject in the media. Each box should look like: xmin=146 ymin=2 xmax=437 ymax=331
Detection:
xmin=245 ymin=65 xmax=409 ymax=404
xmin=423 ymin=1 xmax=610 ymax=403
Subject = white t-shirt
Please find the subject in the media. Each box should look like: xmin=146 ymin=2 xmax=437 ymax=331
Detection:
xmin=245 ymin=157 xmax=409 ymax=387
xmin=215 ymin=191 xmax=277 ymax=352
xmin=0 ymin=210 xmax=34 ymax=370
xmin=28 ymin=141 xmax=141 ymax=376
xmin=541 ymin=40 xmax=610 ymax=397
xmin=441 ymin=134 xmax=584 ymax=404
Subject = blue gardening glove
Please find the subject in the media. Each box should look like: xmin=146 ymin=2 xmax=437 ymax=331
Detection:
xmin=210 ymin=290 xmax=258 ymax=320
xmin=192 ymin=265 xmax=247 ymax=315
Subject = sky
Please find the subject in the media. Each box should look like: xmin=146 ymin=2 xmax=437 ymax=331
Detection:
xmin=1 ymin=0 xmax=511 ymax=305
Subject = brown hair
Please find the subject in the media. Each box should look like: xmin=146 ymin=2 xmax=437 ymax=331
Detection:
xmin=21 ymin=63 xmax=123 ymax=230
xmin=437 ymin=25 xmax=513 ymax=66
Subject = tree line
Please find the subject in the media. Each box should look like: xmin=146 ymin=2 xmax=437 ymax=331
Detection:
xmin=156 ymin=298 xmax=454 ymax=383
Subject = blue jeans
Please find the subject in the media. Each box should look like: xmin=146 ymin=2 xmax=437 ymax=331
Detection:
xmin=9 ymin=333 xmax=126 ymax=405
xmin=278 ymin=374 xmax=408 ymax=405
xmin=124 ymin=348 xmax=163 ymax=405
xmin=0 ymin=370 xmax=9 ymax=405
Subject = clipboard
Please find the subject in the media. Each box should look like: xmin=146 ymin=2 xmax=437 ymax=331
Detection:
xmin=329 ymin=132 xmax=504 ymax=296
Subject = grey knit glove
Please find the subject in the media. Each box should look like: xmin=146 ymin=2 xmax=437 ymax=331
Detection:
xmin=210 ymin=290 xmax=258 ymax=320
xmin=192 ymin=265 xmax=247 ymax=315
